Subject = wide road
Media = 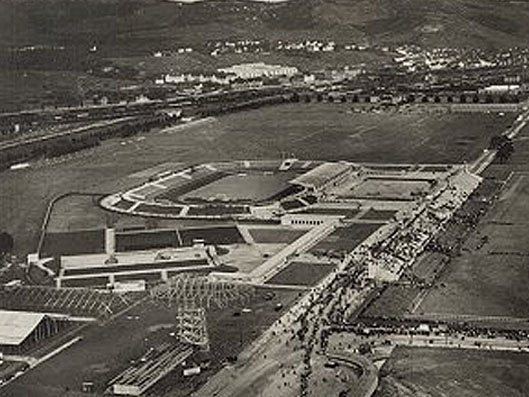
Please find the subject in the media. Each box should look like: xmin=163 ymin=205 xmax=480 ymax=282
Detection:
xmin=329 ymin=331 xmax=529 ymax=355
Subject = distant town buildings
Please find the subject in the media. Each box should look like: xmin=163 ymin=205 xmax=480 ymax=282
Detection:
xmin=479 ymin=84 xmax=521 ymax=95
xmin=218 ymin=62 xmax=298 ymax=80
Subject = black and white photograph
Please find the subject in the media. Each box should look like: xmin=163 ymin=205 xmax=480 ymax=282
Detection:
xmin=1 ymin=0 xmax=529 ymax=396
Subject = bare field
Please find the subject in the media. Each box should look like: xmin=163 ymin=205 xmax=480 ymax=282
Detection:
xmin=418 ymin=168 xmax=529 ymax=318
xmin=46 ymin=194 xmax=110 ymax=233
xmin=418 ymin=254 xmax=529 ymax=318
xmin=0 ymin=104 xmax=514 ymax=254
xmin=377 ymin=347 xmax=529 ymax=397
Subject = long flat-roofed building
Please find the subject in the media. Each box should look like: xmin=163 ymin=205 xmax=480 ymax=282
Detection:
xmin=218 ymin=62 xmax=298 ymax=80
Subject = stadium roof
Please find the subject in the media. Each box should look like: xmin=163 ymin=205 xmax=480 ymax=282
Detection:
xmin=0 ymin=310 xmax=47 ymax=346
xmin=291 ymin=162 xmax=352 ymax=190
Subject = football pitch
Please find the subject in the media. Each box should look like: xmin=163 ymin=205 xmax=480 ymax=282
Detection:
xmin=181 ymin=171 xmax=297 ymax=203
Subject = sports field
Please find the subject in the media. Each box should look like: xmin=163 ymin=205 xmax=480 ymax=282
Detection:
xmin=0 ymin=103 xmax=515 ymax=254
xmin=310 ymin=224 xmax=381 ymax=253
xmin=346 ymin=179 xmax=431 ymax=200
xmin=181 ymin=171 xmax=297 ymax=203
xmin=248 ymin=228 xmax=307 ymax=244
xmin=360 ymin=209 xmax=398 ymax=221
xmin=378 ymin=347 xmax=529 ymax=397
xmin=265 ymin=261 xmax=336 ymax=286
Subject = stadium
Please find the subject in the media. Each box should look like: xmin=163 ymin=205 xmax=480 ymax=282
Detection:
xmin=9 ymin=157 xmax=484 ymax=396
xmin=38 ymin=159 xmax=460 ymax=290
xmin=100 ymin=159 xmax=360 ymax=219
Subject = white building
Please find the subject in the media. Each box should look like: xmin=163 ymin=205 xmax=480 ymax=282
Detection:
xmin=218 ymin=62 xmax=299 ymax=80
xmin=479 ymin=85 xmax=521 ymax=94
xmin=281 ymin=213 xmax=344 ymax=228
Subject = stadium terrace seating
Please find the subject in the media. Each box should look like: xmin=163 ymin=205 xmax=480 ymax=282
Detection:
xmin=281 ymin=199 xmax=306 ymax=211
xmin=131 ymin=184 xmax=164 ymax=199
xmin=244 ymin=160 xmax=283 ymax=171
xmin=268 ymin=184 xmax=304 ymax=202
xmin=61 ymin=277 xmax=109 ymax=288
xmin=115 ymin=273 xmax=162 ymax=282
xmin=158 ymin=170 xmax=227 ymax=202
xmin=300 ymin=207 xmax=360 ymax=218
xmin=157 ymin=173 xmax=189 ymax=187
xmin=301 ymin=195 xmax=318 ymax=204
xmin=63 ymin=259 xmax=209 ymax=276
xmin=113 ymin=199 xmax=136 ymax=211
xmin=179 ymin=226 xmax=244 ymax=245
xmin=186 ymin=205 xmax=249 ymax=216
xmin=134 ymin=203 xmax=184 ymax=216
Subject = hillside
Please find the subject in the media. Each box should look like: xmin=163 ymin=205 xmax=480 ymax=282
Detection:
xmin=1 ymin=0 xmax=528 ymax=111
xmin=1 ymin=0 xmax=529 ymax=54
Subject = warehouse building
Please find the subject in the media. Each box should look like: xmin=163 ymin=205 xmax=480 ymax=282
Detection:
xmin=0 ymin=310 xmax=67 ymax=354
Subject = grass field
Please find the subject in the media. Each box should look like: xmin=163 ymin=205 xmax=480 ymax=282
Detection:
xmin=310 ymin=223 xmax=381 ymax=253
xmin=248 ymin=228 xmax=307 ymax=244
xmin=409 ymin=251 xmax=448 ymax=284
xmin=346 ymin=179 xmax=431 ymax=200
xmin=181 ymin=171 xmax=297 ymax=203
xmin=265 ymin=261 xmax=336 ymax=286
xmin=41 ymin=230 xmax=105 ymax=257
xmin=0 ymin=104 xmax=514 ymax=255
xmin=377 ymin=347 xmax=529 ymax=397
xmin=418 ymin=171 xmax=529 ymax=318
xmin=414 ymin=122 xmax=529 ymax=318
xmin=362 ymin=286 xmax=421 ymax=318
xmin=360 ymin=209 xmax=398 ymax=221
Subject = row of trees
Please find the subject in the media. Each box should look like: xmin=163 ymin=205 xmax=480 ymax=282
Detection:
xmin=0 ymin=114 xmax=180 ymax=170
xmin=0 ymin=231 xmax=14 ymax=256
xmin=489 ymin=135 xmax=514 ymax=163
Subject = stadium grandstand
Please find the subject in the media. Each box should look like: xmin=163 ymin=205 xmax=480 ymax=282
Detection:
xmin=37 ymin=225 xmax=245 ymax=288
xmin=290 ymin=162 xmax=356 ymax=193
xmin=100 ymin=159 xmax=321 ymax=219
